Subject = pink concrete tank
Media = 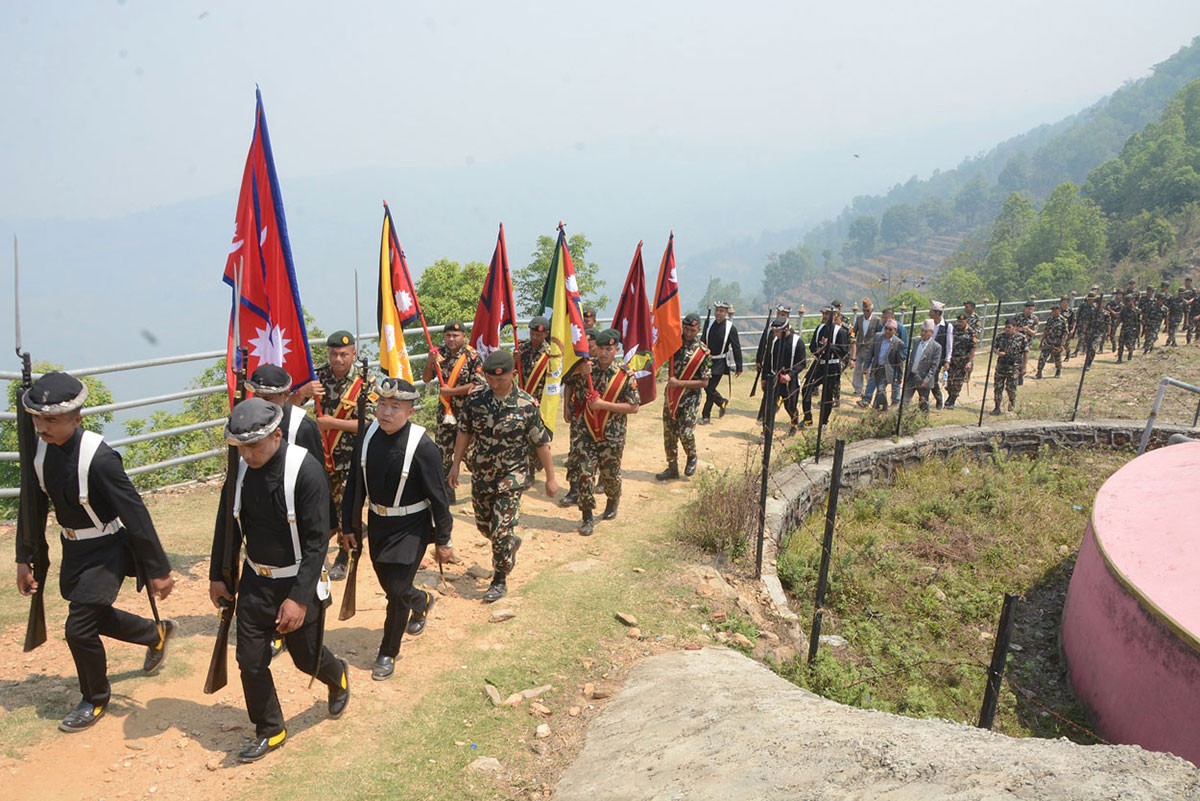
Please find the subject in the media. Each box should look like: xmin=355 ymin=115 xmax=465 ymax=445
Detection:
xmin=1061 ymin=441 xmax=1200 ymax=765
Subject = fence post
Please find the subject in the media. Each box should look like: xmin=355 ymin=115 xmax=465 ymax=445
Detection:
xmin=808 ymin=438 xmax=846 ymax=664
xmin=754 ymin=373 xmax=778 ymax=579
xmin=978 ymin=299 xmax=1003 ymax=426
xmin=894 ymin=307 xmax=919 ymax=437
xmin=977 ymin=592 xmax=1019 ymax=730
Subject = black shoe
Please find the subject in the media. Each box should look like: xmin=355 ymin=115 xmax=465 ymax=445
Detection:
xmin=601 ymin=497 xmax=619 ymax=521
xmin=945 ymin=401 xmax=956 ymax=410
xmin=328 ymin=658 xmax=350 ymax=718
xmin=802 ymin=416 xmax=814 ymax=428
xmin=1018 ymin=376 xmax=1024 ymax=386
xmin=579 ymin=511 xmax=595 ymax=536
xmin=718 ymin=400 xmax=728 ymax=419
xmin=371 ymin=655 xmax=395 ymax=681
xmin=328 ymin=551 xmax=349 ymax=581
xmin=143 ymin=618 xmax=177 ymax=673
xmin=684 ymin=456 xmax=698 ymax=477
xmin=989 ymin=407 xmax=1002 ymax=416
xmin=406 ymin=591 xmax=435 ymax=636
xmin=655 ymin=465 xmax=680 ymax=481
xmin=1054 ymin=370 xmax=1061 ymax=378
xmin=58 ymin=701 xmax=106 ymax=733
xmin=935 ymin=401 xmax=944 ymax=411
xmin=510 ymin=535 xmax=522 ymax=570
xmin=238 ymin=731 xmax=286 ymax=763
xmin=698 ymin=417 xmax=711 ymax=425
xmin=559 ymin=486 xmax=579 ymax=507
xmin=482 ymin=574 xmax=508 ymax=603
xmin=270 ymin=638 xmax=286 ymax=659
xmin=787 ymin=423 xmax=798 ymax=437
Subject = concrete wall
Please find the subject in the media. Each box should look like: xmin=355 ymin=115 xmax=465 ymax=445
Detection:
xmin=758 ymin=419 xmax=1195 ymax=623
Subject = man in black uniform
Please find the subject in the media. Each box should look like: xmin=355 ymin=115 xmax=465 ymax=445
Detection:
xmin=342 ymin=378 xmax=454 ymax=680
xmin=700 ymin=301 xmax=743 ymax=424
xmin=761 ymin=318 xmax=807 ymax=435
xmin=17 ymin=371 xmax=176 ymax=733
xmin=801 ymin=306 xmax=851 ymax=427
xmin=247 ymin=364 xmax=322 ymax=457
xmin=247 ymin=363 xmax=323 ymax=659
xmin=209 ymin=398 xmax=350 ymax=763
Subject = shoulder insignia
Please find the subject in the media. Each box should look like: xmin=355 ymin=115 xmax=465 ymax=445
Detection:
xmin=368 ymin=392 xmax=379 ymax=403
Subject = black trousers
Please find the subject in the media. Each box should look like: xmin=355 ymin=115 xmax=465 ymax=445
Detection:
xmin=701 ymin=360 xmax=730 ymax=418
xmin=372 ymin=557 xmax=432 ymax=658
xmin=65 ymin=600 xmax=160 ymax=706
xmin=802 ymin=365 xmax=840 ymax=425
xmin=235 ymin=572 xmax=343 ymax=738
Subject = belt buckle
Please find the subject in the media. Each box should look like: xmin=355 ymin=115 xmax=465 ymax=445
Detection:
xmin=257 ymin=564 xmax=272 ymax=577
xmin=64 ymin=528 xmax=77 ymax=540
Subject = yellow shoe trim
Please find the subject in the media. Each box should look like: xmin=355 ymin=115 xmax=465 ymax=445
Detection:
xmin=155 ymin=623 xmax=166 ymax=649
xmin=93 ymin=705 xmax=104 ymax=717
xmin=268 ymin=729 xmax=286 ymax=747
xmin=340 ymin=670 xmax=348 ymax=690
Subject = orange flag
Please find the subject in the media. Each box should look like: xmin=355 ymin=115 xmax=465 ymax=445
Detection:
xmin=651 ymin=231 xmax=682 ymax=371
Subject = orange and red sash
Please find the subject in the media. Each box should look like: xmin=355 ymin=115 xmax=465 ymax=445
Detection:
xmin=585 ymin=366 xmax=632 ymax=441
xmin=321 ymin=375 xmax=364 ymax=472
xmin=522 ymin=350 xmax=551 ymax=396
xmin=439 ymin=350 xmax=469 ymax=417
xmin=666 ymin=345 xmax=707 ymax=418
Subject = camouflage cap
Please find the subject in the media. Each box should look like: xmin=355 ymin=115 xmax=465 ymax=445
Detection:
xmin=443 ymin=321 xmax=464 ymax=333
xmin=327 ymin=330 xmax=354 ymax=347
xmin=683 ymin=312 xmax=702 ymax=325
xmin=529 ymin=316 xmax=549 ymax=332
xmin=482 ymin=349 xmax=514 ymax=375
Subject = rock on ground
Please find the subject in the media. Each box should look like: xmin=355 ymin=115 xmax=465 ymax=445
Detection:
xmin=553 ymin=647 xmax=1200 ymax=801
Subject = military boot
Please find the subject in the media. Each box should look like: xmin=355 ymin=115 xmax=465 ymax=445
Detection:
xmin=601 ymin=497 xmax=619 ymax=521
xmin=482 ymin=572 xmax=508 ymax=603
xmin=559 ymin=484 xmax=579 ymax=507
xmin=684 ymin=455 xmax=698 ymax=476
xmin=579 ymin=510 xmax=595 ymax=536
xmin=655 ymin=464 xmax=680 ymax=481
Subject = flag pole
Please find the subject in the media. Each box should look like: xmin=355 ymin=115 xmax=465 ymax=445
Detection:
xmin=499 ymin=223 xmax=524 ymax=388
xmin=384 ymin=202 xmax=448 ymax=389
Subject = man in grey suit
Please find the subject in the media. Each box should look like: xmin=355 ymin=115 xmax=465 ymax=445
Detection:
xmin=903 ymin=319 xmax=942 ymax=413
xmin=849 ymin=298 xmax=883 ymax=399
xmin=864 ymin=320 xmax=905 ymax=410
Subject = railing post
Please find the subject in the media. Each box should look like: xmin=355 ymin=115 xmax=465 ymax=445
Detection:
xmin=808 ymin=439 xmax=845 ymax=664
xmin=977 ymin=593 xmax=1019 ymax=730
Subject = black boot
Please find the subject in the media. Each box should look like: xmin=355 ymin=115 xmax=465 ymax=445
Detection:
xmin=406 ymin=591 xmax=435 ymax=636
xmin=601 ymin=497 xmax=619 ymax=521
xmin=59 ymin=701 xmax=106 ymax=733
xmin=483 ymin=572 xmax=508 ymax=603
xmin=143 ymin=618 xmax=177 ymax=673
xmin=579 ymin=510 xmax=595 ymax=536
xmin=328 ymin=549 xmax=350 ymax=581
xmin=371 ymin=655 xmax=396 ymax=681
xmin=327 ymin=658 xmax=350 ymax=719
xmin=559 ymin=485 xmax=579 ymax=507
xmin=989 ymin=405 xmax=1002 ymax=416
xmin=655 ymin=464 xmax=680 ymax=481
xmin=684 ymin=455 xmax=698 ymax=476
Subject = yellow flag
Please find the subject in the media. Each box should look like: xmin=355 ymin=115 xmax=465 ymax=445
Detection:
xmin=539 ymin=225 xmax=589 ymax=433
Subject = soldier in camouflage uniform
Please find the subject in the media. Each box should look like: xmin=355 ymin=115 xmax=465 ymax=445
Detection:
xmin=656 ymin=313 xmax=711 ymax=481
xmin=421 ymin=321 xmax=485 ymax=497
xmin=298 ymin=330 xmax=377 ymax=580
xmin=449 ymin=349 xmax=555 ymax=603
xmin=1165 ymin=288 xmax=1187 ymax=347
xmin=1137 ymin=287 xmax=1154 ymax=346
xmin=1057 ymin=296 xmax=1075 ymax=362
xmin=962 ymin=301 xmax=983 ymax=342
xmin=1117 ymin=295 xmax=1141 ymax=363
xmin=1035 ymin=304 xmax=1069 ymax=379
xmin=1103 ymin=292 xmax=1123 ymax=353
xmin=560 ymin=329 xmax=599 ymax=508
xmin=1183 ymin=277 xmax=1197 ymax=343
xmin=562 ymin=329 xmax=640 ymax=535
xmin=1142 ymin=293 xmax=1167 ymax=354
xmin=1073 ymin=294 xmax=1099 ymax=368
xmin=1010 ymin=300 xmax=1038 ymax=385
xmin=990 ymin=319 xmax=1026 ymax=415
xmin=944 ymin=315 xmax=976 ymax=409
xmin=516 ymin=316 xmax=552 ymax=486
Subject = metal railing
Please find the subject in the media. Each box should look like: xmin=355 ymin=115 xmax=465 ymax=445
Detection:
xmin=1137 ymin=377 xmax=1200 ymax=455
xmin=0 ymin=299 xmax=1065 ymax=498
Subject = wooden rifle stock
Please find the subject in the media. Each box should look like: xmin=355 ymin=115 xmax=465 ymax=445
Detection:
xmin=749 ymin=315 xmax=773 ymax=398
xmin=338 ymin=356 xmax=369 ymax=621
xmin=203 ymin=597 xmax=233 ymax=694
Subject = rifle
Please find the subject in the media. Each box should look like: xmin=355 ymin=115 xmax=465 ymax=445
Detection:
xmin=339 ymin=270 xmax=368 ymax=621
xmin=14 ymin=237 xmax=49 ymax=652
xmin=204 ymin=261 xmax=247 ymax=694
xmin=748 ymin=313 xmax=773 ymax=398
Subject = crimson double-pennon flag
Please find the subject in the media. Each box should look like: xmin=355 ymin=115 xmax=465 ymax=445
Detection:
xmin=612 ymin=241 xmax=657 ymax=403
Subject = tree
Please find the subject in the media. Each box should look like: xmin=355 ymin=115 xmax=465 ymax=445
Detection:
xmin=880 ymin=204 xmax=919 ymax=246
xmin=844 ymin=216 xmax=879 ymax=261
xmin=1027 ymin=253 xmax=1094 ymax=298
xmin=917 ymin=197 xmax=953 ymax=234
xmin=697 ymin=276 xmax=748 ymax=314
xmin=954 ymin=176 xmax=991 ymax=226
xmin=997 ymin=153 xmax=1030 ymax=194
xmin=761 ymin=246 xmax=815 ymax=303
xmin=821 ymin=248 xmax=834 ymax=269
xmin=885 ymin=289 xmax=930 ymax=312
xmin=1017 ymin=183 xmax=1106 ymax=271
xmin=933 ymin=267 xmax=988 ymax=305
xmin=512 ymin=233 xmax=609 ymax=316
xmin=416 ymin=259 xmax=491 ymax=326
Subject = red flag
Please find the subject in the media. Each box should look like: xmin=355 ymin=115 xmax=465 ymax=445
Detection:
xmin=651 ymin=231 xmax=682 ymax=371
xmin=223 ymin=89 xmax=314 ymax=401
xmin=470 ymin=223 xmax=518 ymax=361
xmin=378 ymin=202 xmax=423 ymax=380
xmin=611 ymin=241 xmax=657 ymax=403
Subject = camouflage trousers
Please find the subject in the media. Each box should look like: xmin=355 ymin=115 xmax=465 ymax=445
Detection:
xmin=1036 ymin=345 xmax=1063 ymax=375
xmin=1166 ymin=317 xmax=1183 ymax=346
xmin=945 ymin=363 xmax=970 ymax=405
xmin=471 ymin=480 xmax=523 ymax=574
xmin=662 ymin=400 xmax=699 ymax=467
xmin=564 ymin=418 xmax=587 ymax=490
xmin=576 ymin=435 xmax=625 ymax=512
xmin=1118 ymin=328 xmax=1139 ymax=360
xmin=993 ymin=362 xmax=1018 ymax=409
xmin=434 ymin=420 xmax=457 ymax=483
xmin=327 ymin=469 xmax=347 ymax=535
xmin=1081 ymin=329 xmax=1105 ymax=368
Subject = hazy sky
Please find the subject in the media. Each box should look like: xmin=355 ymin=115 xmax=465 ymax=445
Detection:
xmin=4 ymin=1 xmax=1200 ymax=222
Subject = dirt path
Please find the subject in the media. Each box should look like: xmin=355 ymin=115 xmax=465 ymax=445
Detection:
xmin=0 ymin=336 xmax=1189 ymax=801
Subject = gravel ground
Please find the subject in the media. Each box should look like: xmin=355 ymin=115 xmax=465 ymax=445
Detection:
xmin=554 ymin=647 xmax=1200 ymax=801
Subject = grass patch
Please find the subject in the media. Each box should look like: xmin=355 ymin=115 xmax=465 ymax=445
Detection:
xmin=673 ymin=448 xmax=761 ymax=565
xmin=783 ymin=406 xmax=932 ymax=462
xmin=776 ymin=446 xmax=1128 ymax=742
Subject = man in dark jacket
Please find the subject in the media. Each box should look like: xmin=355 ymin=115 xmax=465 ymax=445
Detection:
xmin=342 ymin=378 xmax=454 ymax=679
xmin=865 ymin=320 xmax=905 ymax=410
xmin=17 ymin=371 xmax=176 ymax=733
xmin=700 ymin=301 xmax=743 ymax=424
xmin=761 ymin=318 xmax=807 ymax=435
